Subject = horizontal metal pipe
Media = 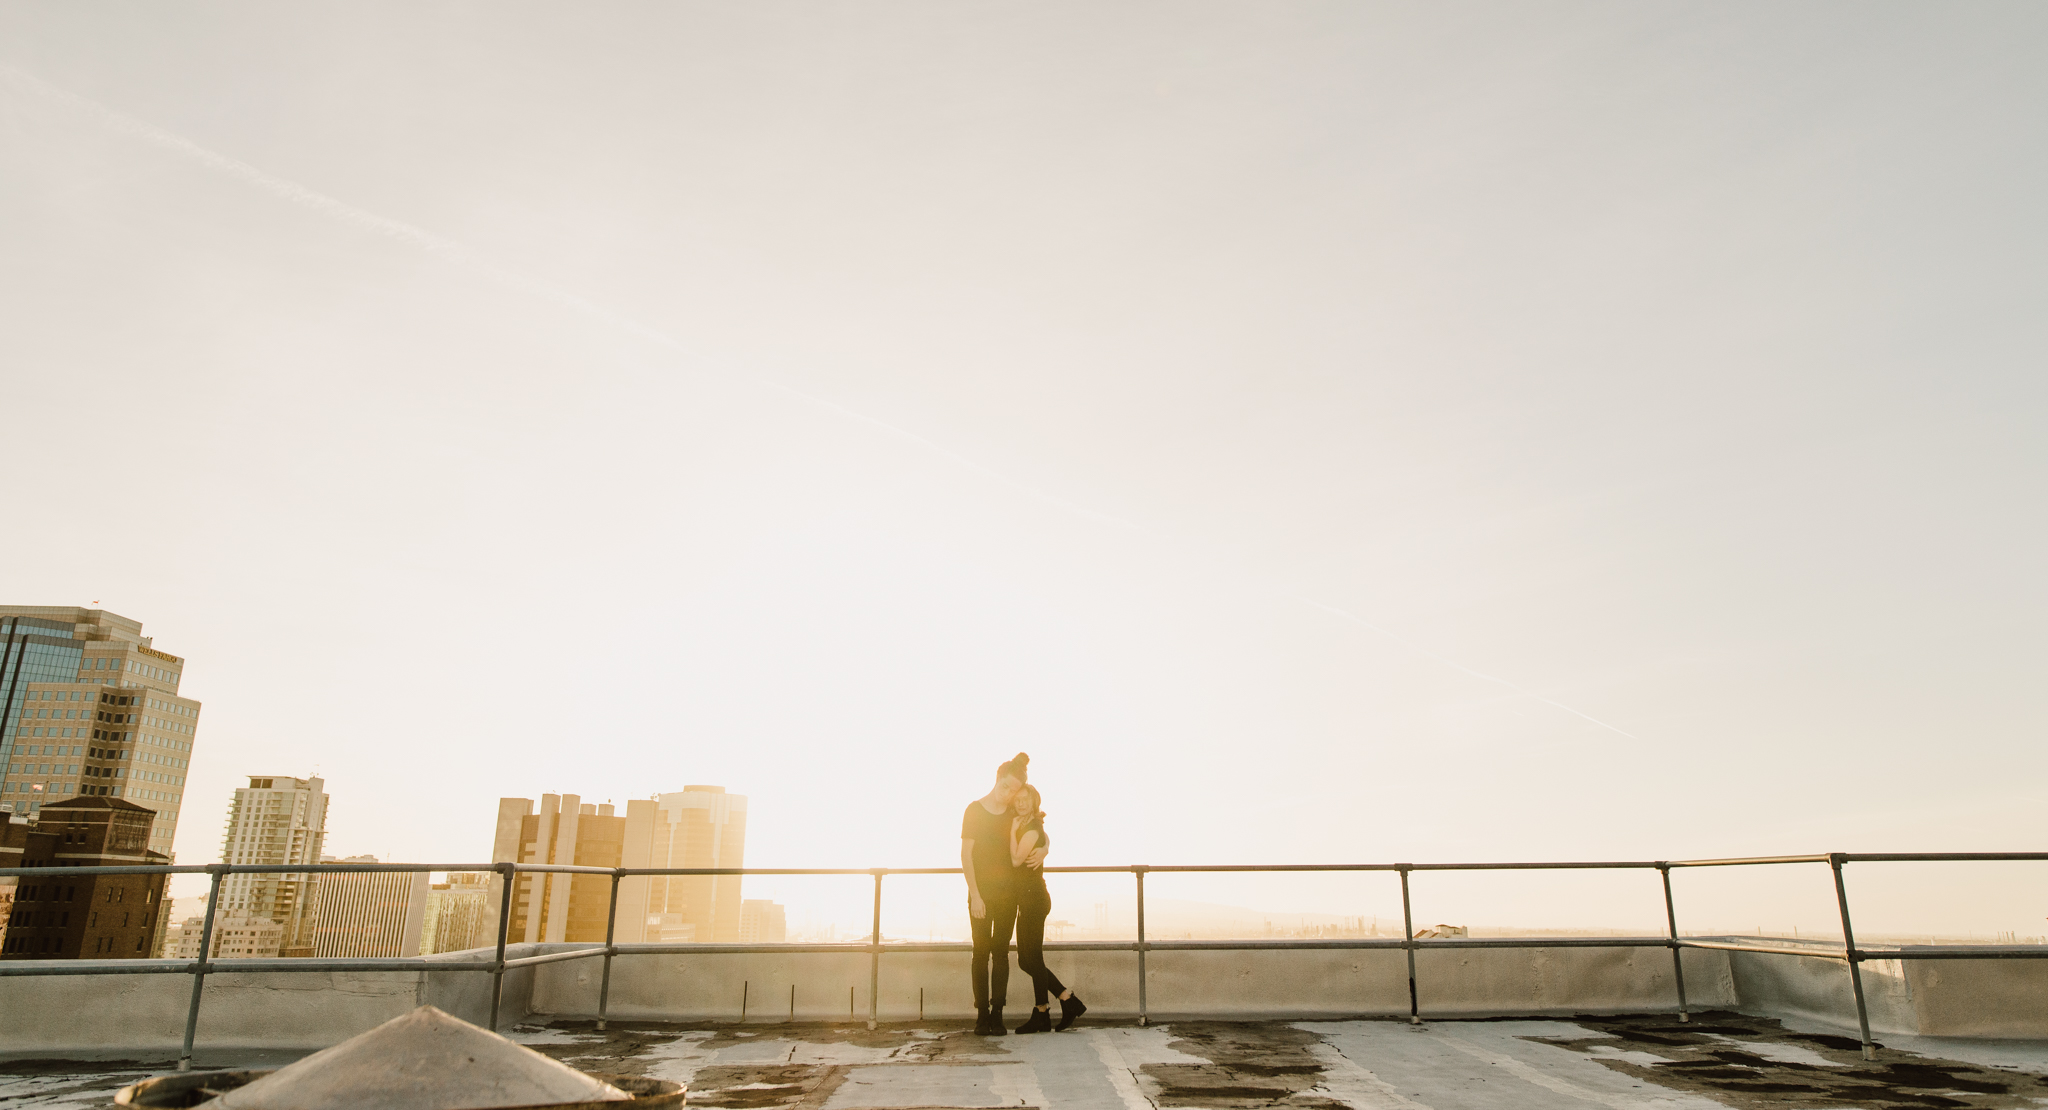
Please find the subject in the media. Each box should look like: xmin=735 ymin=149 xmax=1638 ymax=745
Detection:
xmin=202 ymin=958 xmax=501 ymax=973
xmin=1840 ymin=853 xmax=2048 ymax=864
xmin=567 ymin=936 xmax=1688 ymax=957
xmin=615 ymin=867 xmax=898 ymax=877
xmin=498 ymin=864 xmax=621 ymax=876
xmin=1146 ymin=862 xmax=1665 ymax=872
xmin=1675 ymin=940 xmax=1850 ymax=959
xmin=1665 ymin=855 xmax=1834 ymax=869
xmin=222 ymin=862 xmax=497 ymax=874
xmin=9 ymin=937 xmax=2029 ymax=980
xmin=0 ymin=958 xmax=502 ymax=976
xmin=1672 ymin=939 xmax=2048 ymax=961
xmin=0 ymin=865 xmax=215 ymax=878
xmin=0 ymin=960 xmax=201 ymax=976
xmin=500 ymin=947 xmax=610 ymax=969
xmin=1401 ymin=936 xmax=1675 ymax=949
xmin=16 ymin=935 xmax=2034 ymax=981
xmin=605 ymin=942 xmax=904 ymax=956
xmin=1144 ymin=939 xmax=1392 ymax=952
xmin=0 ymin=863 xmax=499 ymax=878
xmin=1136 ymin=937 xmax=1674 ymax=951
xmin=1854 ymin=946 xmax=2048 ymax=961
xmin=11 ymin=853 xmax=2044 ymax=881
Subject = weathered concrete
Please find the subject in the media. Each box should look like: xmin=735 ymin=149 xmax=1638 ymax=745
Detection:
xmin=2 ymin=941 xmax=2042 ymax=1055
xmin=8 ymin=1015 xmax=2047 ymax=1110
xmin=1725 ymin=944 xmax=2048 ymax=1041
xmin=1904 ymin=958 xmax=2048 ymax=1040
xmin=534 ymin=945 xmax=1740 ymax=1025
xmin=0 ymin=949 xmax=506 ymax=1054
xmin=1727 ymin=945 xmax=1917 ymax=1037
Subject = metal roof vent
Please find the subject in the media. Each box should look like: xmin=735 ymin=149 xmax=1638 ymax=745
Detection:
xmin=116 ymin=1006 xmax=683 ymax=1110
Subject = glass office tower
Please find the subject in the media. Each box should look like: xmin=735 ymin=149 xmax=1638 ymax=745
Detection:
xmin=0 ymin=608 xmax=200 ymax=853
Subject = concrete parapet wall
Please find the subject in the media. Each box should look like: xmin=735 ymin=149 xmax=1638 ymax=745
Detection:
xmin=1905 ymin=959 xmax=2048 ymax=1039
xmin=531 ymin=944 xmax=1738 ymax=1023
xmin=0 ymin=950 xmax=508 ymax=1054
xmin=1409 ymin=947 xmax=1737 ymax=1018
xmin=0 ymin=968 xmax=427 ymax=1053
xmin=1 ymin=943 xmax=2039 ymax=1053
xmin=1728 ymin=950 xmax=1915 ymax=1036
xmin=1725 ymin=948 xmax=2048 ymax=1040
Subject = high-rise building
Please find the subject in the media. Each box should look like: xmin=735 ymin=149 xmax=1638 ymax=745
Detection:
xmin=173 ymin=913 xmax=284 ymax=959
xmin=218 ymin=776 xmax=328 ymax=954
xmin=0 ymin=608 xmax=200 ymax=853
xmin=491 ymin=794 xmax=624 ymax=944
xmin=490 ymin=787 xmax=747 ymax=945
xmin=0 ymin=797 xmax=170 ymax=959
xmin=739 ymin=899 xmax=786 ymax=944
xmin=304 ymin=855 xmax=428 ymax=958
xmin=618 ymin=787 xmax=747 ymax=944
xmin=420 ymin=872 xmax=494 ymax=954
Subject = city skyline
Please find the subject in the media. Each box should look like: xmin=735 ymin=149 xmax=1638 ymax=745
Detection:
xmin=3 ymin=2 xmax=2044 ymax=943
xmin=5 ymin=599 xmax=2044 ymax=940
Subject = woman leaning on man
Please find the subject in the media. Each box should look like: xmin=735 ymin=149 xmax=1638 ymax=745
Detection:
xmin=1008 ymin=782 xmax=1086 ymax=1033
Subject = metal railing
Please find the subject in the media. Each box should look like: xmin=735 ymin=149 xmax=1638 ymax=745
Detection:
xmin=3 ymin=851 xmax=2045 ymax=1066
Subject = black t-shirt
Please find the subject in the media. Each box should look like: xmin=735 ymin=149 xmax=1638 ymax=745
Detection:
xmin=961 ymin=800 xmax=1016 ymax=902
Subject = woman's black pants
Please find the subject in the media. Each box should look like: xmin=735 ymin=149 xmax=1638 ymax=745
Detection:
xmin=1014 ymin=891 xmax=1067 ymax=1007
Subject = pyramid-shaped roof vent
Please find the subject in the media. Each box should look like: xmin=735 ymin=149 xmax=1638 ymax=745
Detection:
xmin=209 ymin=1006 xmax=630 ymax=1110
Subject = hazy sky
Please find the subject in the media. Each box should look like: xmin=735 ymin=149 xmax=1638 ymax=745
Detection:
xmin=3 ymin=3 xmax=2044 ymax=934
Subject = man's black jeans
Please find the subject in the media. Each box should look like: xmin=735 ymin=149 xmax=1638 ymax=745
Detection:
xmin=968 ymin=897 xmax=1018 ymax=1010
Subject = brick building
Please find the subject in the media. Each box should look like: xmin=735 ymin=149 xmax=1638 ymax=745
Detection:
xmin=1 ymin=797 xmax=170 ymax=958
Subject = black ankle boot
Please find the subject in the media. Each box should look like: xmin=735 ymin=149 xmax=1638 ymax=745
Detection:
xmin=986 ymin=1005 xmax=1007 ymax=1035
xmin=973 ymin=1006 xmax=993 ymax=1035
xmin=1016 ymin=1007 xmax=1052 ymax=1034
xmin=1055 ymin=993 xmax=1088 ymax=1031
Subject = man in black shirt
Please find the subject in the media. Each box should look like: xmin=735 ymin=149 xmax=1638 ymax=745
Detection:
xmin=961 ymin=753 xmax=1032 ymax=1034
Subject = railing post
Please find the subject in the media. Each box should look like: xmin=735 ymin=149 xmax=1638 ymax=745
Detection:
xmin=1398 ymin=865 xmax=1420 ymax=1025
xmin=868 ymin=869 xmax=884 ymax=1030
xmin=597 ymin=868 xmax=622 ymax=1031
xmin=177 ymin=864 xmax=228 ymax=1071
xmin=1829 ymin=853 xmax=1876 ymax=1060
xmin=1658 ymin=863 xmax=1690 ymax=1022
xmin=1134 ymin=866 xmax=1148 ymax=1026
xmin=490 ymin=861 xmax=515 ymax=1032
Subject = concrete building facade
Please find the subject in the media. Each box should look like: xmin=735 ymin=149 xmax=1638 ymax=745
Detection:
xmin=304 ymin=855 xmax=428 ymax=958
xmin=0 ymin=798 xmax=170 ymax=959
xmin=739 ymin=899 xmax=786 ymax=944
xmin=491 ymin=787 xmax=747 ymax=946
xmin=618 ymin=787 xmax=748 ymax=944
xmin=0 ymin=608 xmax=200 ymax=854
xmin=492 ymin=794 xmax=624 ymax=944
xmin=174 ymin=913 xmax=285 ymax=959
xmin=420 ymin=872 xmax=493 ymax=954
xmin=218 ymin=776 xmax=329 ymax=954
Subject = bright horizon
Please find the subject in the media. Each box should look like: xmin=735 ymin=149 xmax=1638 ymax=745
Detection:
xmin=4 ymin=2 xmax=2044 ymax=941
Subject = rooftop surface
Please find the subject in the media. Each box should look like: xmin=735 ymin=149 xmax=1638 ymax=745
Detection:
xmin=5 ymin=1013 xmax=2047 ymax=1110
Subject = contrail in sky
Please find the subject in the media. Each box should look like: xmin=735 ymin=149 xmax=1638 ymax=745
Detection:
xmin=1 ymin=64 xmax=1640 ymax=742
xmin=0 ymin=66 xmax=1131 ymax=533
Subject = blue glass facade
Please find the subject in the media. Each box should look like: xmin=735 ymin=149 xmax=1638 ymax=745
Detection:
xmin=0 ymin=618 xmax=87 ymax=809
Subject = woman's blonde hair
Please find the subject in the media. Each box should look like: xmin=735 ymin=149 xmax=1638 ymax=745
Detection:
xmin=1014 ymin=783 xmax=1043 ymax=820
